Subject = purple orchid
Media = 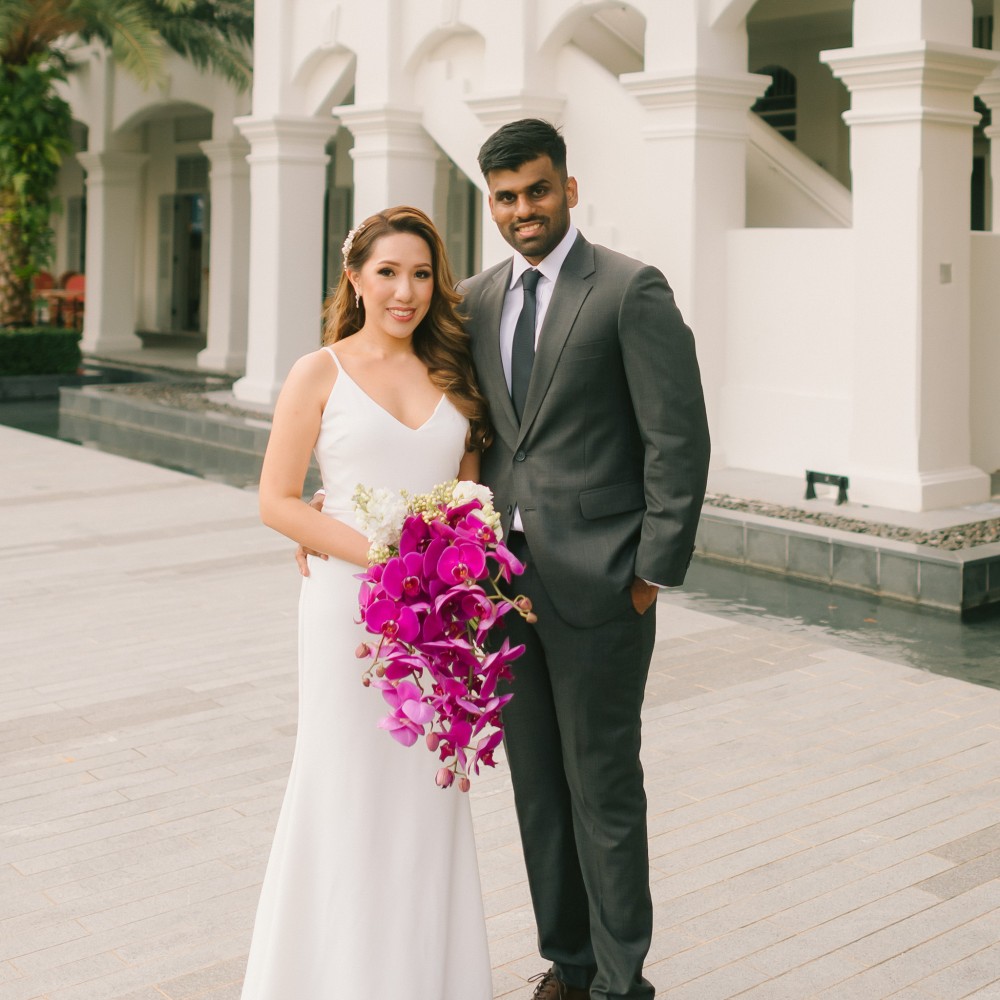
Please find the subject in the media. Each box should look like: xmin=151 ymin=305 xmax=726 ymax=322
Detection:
xmin=364 ymin=598 xmax=419 ymax=645
xmin=435 ymin=542 xmax=487 ymax=586
xmin=488 ymin=543 xmax=525 ymax=582
xmin=381 ymin=552 xmax=427 ymax=602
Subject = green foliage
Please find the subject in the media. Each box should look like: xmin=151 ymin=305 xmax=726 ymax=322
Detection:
xmin=0 ymin=326 xmax=82 ymax=374
xmin=0 ymin=0 xmax=255 ymax=91
xmin=142 ymin=0 xmax=255 ymax=91
xmin=0 ymin=57 xmax=73 ymax=286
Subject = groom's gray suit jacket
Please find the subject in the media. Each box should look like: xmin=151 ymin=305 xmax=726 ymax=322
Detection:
xmin=461 ymin=232 xmax=710 ymax=627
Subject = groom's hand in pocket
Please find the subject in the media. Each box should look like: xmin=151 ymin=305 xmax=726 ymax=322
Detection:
xmin=630 ymin=577 xmax=659 ymax=615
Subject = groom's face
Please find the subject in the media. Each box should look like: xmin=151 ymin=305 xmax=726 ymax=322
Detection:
xmin=486 ymin=155 xmax=578 ymax=265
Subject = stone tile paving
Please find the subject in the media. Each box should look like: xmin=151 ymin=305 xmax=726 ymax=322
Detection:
xmin=1 ymin=426 xmax=998 ymax=1000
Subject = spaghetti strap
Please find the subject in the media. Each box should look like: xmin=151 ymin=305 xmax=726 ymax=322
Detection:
xmin=322 ymin=345 xmax=341 ymax=369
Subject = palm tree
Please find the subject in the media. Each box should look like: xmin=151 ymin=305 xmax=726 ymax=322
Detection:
xmin=0 ymin=0 xmax=253 ymax=327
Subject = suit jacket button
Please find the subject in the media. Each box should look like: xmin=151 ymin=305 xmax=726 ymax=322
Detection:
xmin=514 ymin=450 xmax=526 ymax=462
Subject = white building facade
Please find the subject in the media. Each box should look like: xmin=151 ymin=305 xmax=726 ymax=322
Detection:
xmin=55 ymin=0 xmax=1000 ymax=512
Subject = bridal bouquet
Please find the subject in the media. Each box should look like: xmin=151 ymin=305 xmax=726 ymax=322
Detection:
xmin=353 ymin=480 xmax=531 ymax=790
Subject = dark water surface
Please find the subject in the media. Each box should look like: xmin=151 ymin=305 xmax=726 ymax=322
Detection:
xmin=673 ymin=559 xmax=1000 ymax=690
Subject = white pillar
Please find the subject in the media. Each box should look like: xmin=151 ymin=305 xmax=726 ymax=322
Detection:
xmin=333 ymin=106 xmax=439 ymax=222
xmin=232 ymin=116 xmax=335 ymax=405
xmin=197 ymin=137 xmax=251 ymax=372
xmin=76 ymin=151 xmax=147 ymax=353
xmin=824 ymin=11 xmax=998 ymax=509
xmin=619 ymin=70 xmax=769 ymax=465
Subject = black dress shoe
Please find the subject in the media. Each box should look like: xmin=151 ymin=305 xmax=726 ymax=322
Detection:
xmin=527 ymin=970 xmax=589 ymax=999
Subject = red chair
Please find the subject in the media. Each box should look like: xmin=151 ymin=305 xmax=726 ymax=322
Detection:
xmin=32 ymin=272 xmax=56 ymax=324
xmin=62 ymin=273 xmax=86 ymax=329
xmin=40 ymin=271 xmax=79 ymax=326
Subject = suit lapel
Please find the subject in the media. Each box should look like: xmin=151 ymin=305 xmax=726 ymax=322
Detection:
xmin=516 ymin=235 xmax=595 ymax=445
xmin=474 ymin=263 xmax=520 ymax=444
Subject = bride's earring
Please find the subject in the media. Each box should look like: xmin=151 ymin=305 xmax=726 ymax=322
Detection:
xmin=354 ymin=286 xmax=361 ymax=309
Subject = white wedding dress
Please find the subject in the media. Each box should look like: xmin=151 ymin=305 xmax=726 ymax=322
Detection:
xmin=241 ymin=347 xmax=492 ymax=1000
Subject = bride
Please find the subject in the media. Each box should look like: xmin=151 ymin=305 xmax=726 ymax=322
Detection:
xmin=242 ymin=206 xmax=494 ymax=999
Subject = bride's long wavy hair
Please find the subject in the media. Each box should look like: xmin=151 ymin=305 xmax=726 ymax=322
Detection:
xmin=323 ymin=206 xmax=492 ymax=451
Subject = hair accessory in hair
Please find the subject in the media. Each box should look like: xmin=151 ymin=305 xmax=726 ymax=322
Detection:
xmin=341 ymin=223 xmax=365 ymax=267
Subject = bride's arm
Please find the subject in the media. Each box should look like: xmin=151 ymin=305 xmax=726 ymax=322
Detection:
xmin=458 ymin=436 xmax=480 ymax=482
xmin=259 ymin=352 xmax=370 ymax=568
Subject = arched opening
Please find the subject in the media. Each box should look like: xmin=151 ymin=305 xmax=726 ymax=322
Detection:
xmin=752 ymin=66 xmax=797 ymax=142
xmin=54 ymin=120 xmax=89 ymax=280
xmin=143 ymin=109 xmax=214 ymax=338
xmin=973 ymin=6 xmax=994 ymax=231
xmin=747 ymin=0 xmax=852 ymax=186
xmin=973 ymin=97 xmax=990 ymax=232
xmin=322 ymin=116 xmax=355 ymax=299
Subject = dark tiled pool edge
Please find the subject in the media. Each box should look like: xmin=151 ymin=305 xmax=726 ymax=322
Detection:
xmin=59 ymin=385 xmax=273 ymax=488
xmin=696 ymin=506 xmax=1000 ymax=615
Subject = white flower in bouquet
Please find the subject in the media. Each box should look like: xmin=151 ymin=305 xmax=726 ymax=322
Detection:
xmin=452 ymin=480 xmax=493 ymax=507
xmin=452 ymin=480 xmax=503 ymax=540
xmin=353 ymin=485 xmax=407 ymax=562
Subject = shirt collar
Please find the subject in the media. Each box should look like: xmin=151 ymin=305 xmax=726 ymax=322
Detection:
xmin=509 ymin=225 xmax=578 ymax=289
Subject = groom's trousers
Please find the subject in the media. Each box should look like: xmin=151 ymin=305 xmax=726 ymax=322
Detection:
xmin=501 ymin=532 xmax=656 ymax=1000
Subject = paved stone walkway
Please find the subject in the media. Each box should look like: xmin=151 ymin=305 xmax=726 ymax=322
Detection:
xmin=2 ymin=425 xmax=999 ymax=1000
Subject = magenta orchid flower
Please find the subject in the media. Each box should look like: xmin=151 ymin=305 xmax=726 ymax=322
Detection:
xmin=381 ymin=552 xmax=426 ymax=601
xmin=364 ymin=598 xmax=419 ymax=644
xmin=488 ymin=543 xmax=525 ymax=582
xmin=399 ymin=516 xmax=431 ymax=556
xmin=435 ymin=542 xmax=487 ymax=586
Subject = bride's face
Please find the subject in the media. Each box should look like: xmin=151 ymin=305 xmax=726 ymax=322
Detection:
xmin=351 ymin=232 xmax=435 ymax=342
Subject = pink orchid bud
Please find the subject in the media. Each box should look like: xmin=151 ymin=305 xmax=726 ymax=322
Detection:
xmin=435 ymin=767 xmax=455 ymax=788
xmin=458 ymin=776 xmax=471 ymax=793
xmin=375 ymin=663 xmax=386 ymax=677
xmin=361 ymin=675 xmax=371 ymax=687
xmin=525 ymin=612 xmax=538 ymax=624
xmin=515 ymin=596 xmax=533 ymax=612
xmin=426 ymin=732 xmax=441 ymax=751
xmin=355 ymin=642 xmax=372 ymax=659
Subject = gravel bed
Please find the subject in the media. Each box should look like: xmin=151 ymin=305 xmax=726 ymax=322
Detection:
xmin=705 ymin=493 xmax=1000 ymax=551
xmin=101 ymin=380 xmax=269 ymax=421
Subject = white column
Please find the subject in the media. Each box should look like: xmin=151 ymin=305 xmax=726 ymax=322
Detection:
xmin=619 ymin=71 xmax=769 ymax=463
xmin=232 ymin=116 xmax=335 ymax=405
xmin=333 ymin=106 xmax=439 ymax=222
xmin=197 ymin=137 xmax=251 ymax=372
xmin=824 ymin=27 xmax=998 ymax=509
xmin=76 ymin=151 xmax=147 ymax=353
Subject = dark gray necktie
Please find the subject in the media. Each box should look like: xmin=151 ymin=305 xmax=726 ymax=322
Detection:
xmin=511 ymin=269 xmax=541 ymax=421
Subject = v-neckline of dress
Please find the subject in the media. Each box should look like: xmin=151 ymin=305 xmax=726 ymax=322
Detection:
xmin=331 ymin=355 xmax=447 ymax=432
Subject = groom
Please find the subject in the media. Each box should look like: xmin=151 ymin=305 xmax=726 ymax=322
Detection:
xmin=461 ymin=119 xmax=710 ymax=1000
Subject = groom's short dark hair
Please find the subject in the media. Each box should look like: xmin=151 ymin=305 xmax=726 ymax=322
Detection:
xmin=477 ymin=119 xmax=567 ymax=177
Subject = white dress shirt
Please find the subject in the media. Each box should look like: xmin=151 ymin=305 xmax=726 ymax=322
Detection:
xmin=500 ymin=226 xmax=578 ymax=532
xmin=499 ymin=225 xmax=579 ymax=395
